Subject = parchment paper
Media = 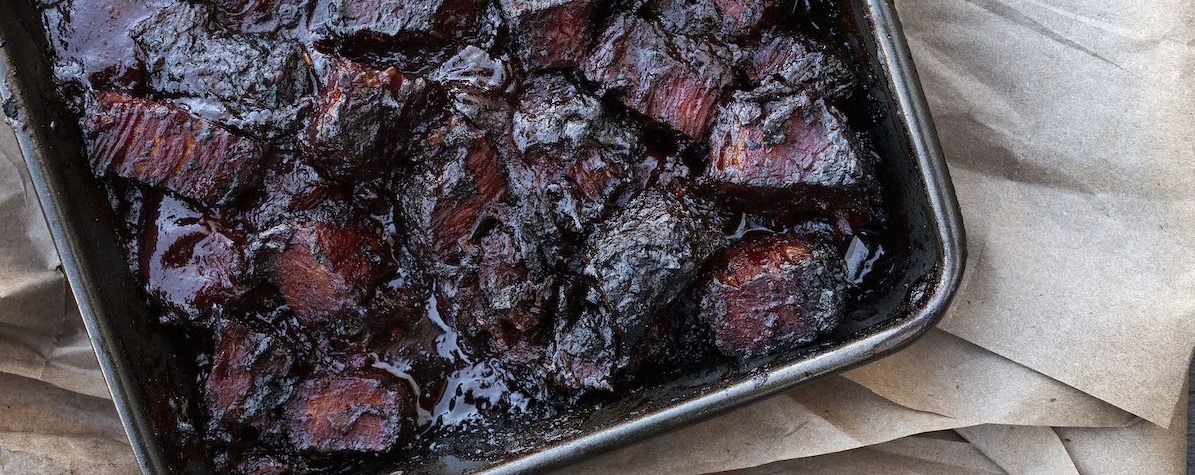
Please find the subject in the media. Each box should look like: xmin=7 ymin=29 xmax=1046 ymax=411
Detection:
xmin=2 ymin=0 xmax=1194 ymax=473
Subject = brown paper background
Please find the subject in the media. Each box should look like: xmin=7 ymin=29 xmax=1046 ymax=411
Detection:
xmin=2 ymin=0 xmax=1194 ymax=473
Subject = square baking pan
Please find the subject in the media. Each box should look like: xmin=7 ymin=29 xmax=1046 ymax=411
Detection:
xmin=0 ymin=0 xmax=965 ymax=473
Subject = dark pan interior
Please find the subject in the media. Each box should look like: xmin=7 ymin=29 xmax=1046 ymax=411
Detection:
xmin=0 ymin=0 xmax=964 ymax=473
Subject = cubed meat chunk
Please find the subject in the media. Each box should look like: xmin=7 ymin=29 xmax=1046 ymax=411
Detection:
xmin=648 ymin=0 xmax=775 ymax=38
xmin=743 ymin=30 xmax=857 ymax=98
xmin=242 ymin=153 xmax=344 ymax=232
xmin=84 ymin=92 xmax=264 ymax=206
xmin=132 ymin=2 xmax=313 ymax=134
xmin=700 ymin=234 xmax=846 ymax=357
xmin=204 ymin=321 xmax=296 ymax=425
xmin=141 ymin=195 xmax=253 ymax=323
xmin=475 ymin=221 xmax=556 ymax=349
xmin=272 ymin=218 xmax=387 ymax=324
xmin=430 ymin=46 xmax=515 ymax=134
xmin=500 ymin=0 xmax=595 ymax=71
xmin=401 ymin=116 xmax=507 ymax=270
xmin=312 ymin=0 xmax=485 ymax=41
xmin=283 ymin=372 xmax=415 ymax=452
xmin=305 ymin=59 xmax=434 ymax=178
xmin=583 ymin=15 xmax=734 ymax=138
xmin=507 ymin=73 xmax=648 ymax=238
xmin=704 ymin=91 xmax=877 ymax=211
xmin=548 ymin=191 xmax=724 ymax=390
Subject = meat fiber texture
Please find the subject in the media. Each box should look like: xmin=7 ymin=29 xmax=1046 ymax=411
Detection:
xmin=500 ymin=0 xmax=596 ymax=71
xmin=83 ymin=92 xmax=264 ymax=207
xmin=132 ymin=2 xmax=314 ymax=135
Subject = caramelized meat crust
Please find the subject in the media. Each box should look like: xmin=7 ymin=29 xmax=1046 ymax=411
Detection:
xmin=283 ymin=371 xmax=416 ymax=452
xmin=583 ymin=14 xmax=734 ymax=138
xmin=700 ymin=234 xmax=847 ymax=357
xmin=84 ymin=92 xmax=264 ymax=207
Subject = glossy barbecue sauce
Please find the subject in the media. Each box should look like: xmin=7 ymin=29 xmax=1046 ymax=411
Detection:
xmin=40 ymin=0 xmax=894 ymax=471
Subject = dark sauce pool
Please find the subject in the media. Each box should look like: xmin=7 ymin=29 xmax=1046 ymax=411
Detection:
xmin=33 ymin=0 xmax=910 ymax=472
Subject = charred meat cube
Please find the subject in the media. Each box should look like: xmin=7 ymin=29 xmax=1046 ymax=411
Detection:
xmin=699 ymin=234 xmax=846 ymax=357
xmin=141 ymin=195 xmax=253 ymax=323
xmin=272 ymin=217 xmax=387 ymax=324
xmin=242 ymin=153 xmax=344 ymax=232
xmin=132 ymin=2 xmax=313 ymax=134
xmin=283 ymin=371 xmax=416 ymax=452
xmin=204 ymin=321 xmax=296 ymax=425
xmin=475 ymin=220 xmax=556 ymax=349
xmin=704 ymin=91 xmax=877 ymax=212
xmin=649 ymin=0 xmax=776 ymax=38
xmin=548 ymin=191 xmax=724 ymax=391
xmin=400 ymin=116 xmax=508 ymax=270
xmin=430 ymin=46 xmax=516 ymax=135
xmin=312 ymin=0 xmax=486 ymax=42
xmin=84 ymin=92 xmax=264 ymax=207
xmin=743 ymin=30 xmax=857 ymax=98
xmin=305 ymin=59 xmax=434 ymax=178
xmin=583 ymin=15 xmax=734 ymax=138
xmin=500 ymin=0 xmax=595 ymax=71
xmin=508 ymin=73 xmax=648 ymax=237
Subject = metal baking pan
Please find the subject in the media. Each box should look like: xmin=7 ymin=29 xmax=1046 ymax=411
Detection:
xmin=0 ymin=0 xmax=965 ymax=473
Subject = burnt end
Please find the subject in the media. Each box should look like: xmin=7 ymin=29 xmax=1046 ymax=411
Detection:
xmin=282 ymin=371 xmax=416 ymax=452
xmin=272 ymin=218 xmax=387 ymax=324
xmin=500 ymin=0 xmax=595 ymax=71
xmin=649 ymin=0 xmax=775 ymax=38
xmin=141 ymin=195 xmax=254 ymax=324
xmin=700 ymin=234 xmax=846 ymax=357
xmin=548 ymin=191 xmax=724 ymax=391
xmin=582 ymin=14 xmax=734 ymax=138
xmin=508 ymin=73 xmax=647 ymax=237
xmin=703 ymin=91 xmax=877 ymax=213
xmin=132 ymin=2 xmax=314 ymax=134
xmin=400 ymin=115 xmax=508 ymax=270
xmin=475 ymin=221 xmax=556 ymax=350
xmin=242 ymin=153 xmax=343 ymax=232
xmin=744 ymin=30 xmax=857 ymax=98
xmin=204 ymin=321 xmax=296 ymax=426
xmin=430 ymin=46 xmax=516 ymax=134
xmin=312 ymin=0 xmax=487 ymax=42
xmin=84 ymin=92 xmax=264 ymax=207
xmin=305 ymin=59 xmax=434 ymax=178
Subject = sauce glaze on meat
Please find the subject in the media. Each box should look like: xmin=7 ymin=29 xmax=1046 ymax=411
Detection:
xmin=40 ymin=0 xmax=888 ymax=471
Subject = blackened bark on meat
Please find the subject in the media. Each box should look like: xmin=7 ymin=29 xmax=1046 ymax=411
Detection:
xmin=305 ymin=59 xmax=435 ymax=179
xmin=204 ymin=320 xmax=297 ymax=426
xmin=282 ymin=371 xmax=416 ymax=452
xmin=132 ymin=2 xmax=314 ymax=135
xmin=500 ymin=0 xmax=595 ymax=71
xmin=400 ymin=115 xmax=508 ymax=272
xmin=242 ymin=153 xmax=344 ymax=233
xmin=312 ymin=0 xmax=489 ymax=43
xmin=699 ymin=234 xmax=846 ymax=357
xmin=703 ymin=90 xmax=878 ymax=215
xmin=506 ymin=72 xmax=648 ymax=254
xmin=210 ymin=0 xmax=310 ymax=34
xmin=743 ymin=29 xmax=858 ymax=100
xmin=83 ymin=92 xmax=264 ymax=207
xmin=583 ymin=14 xmax=735 ymax=138
xmin=547 ymin=191 xmax=725 ymax=391
xmin=141 ymin=195 xmax=255 ymax=325
xmin=649 ymin=0 xmax=780 ymax=39
xmin=430 ymin=46 xmax=516 ymax=135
